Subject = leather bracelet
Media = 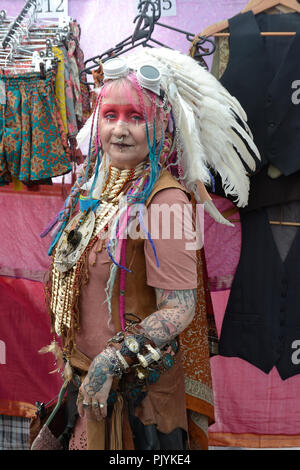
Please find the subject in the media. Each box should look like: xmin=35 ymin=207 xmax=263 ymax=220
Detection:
xmin=120 ymin=334 xmax=147 ymax=358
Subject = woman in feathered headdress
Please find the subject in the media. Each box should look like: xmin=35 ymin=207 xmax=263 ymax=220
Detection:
xmin=35 ymin=48 xmax=259 ymax=451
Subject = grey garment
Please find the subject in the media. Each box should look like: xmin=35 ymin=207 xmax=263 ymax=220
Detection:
xmin=267 ymin=201 xmax=300 ymax=262
xmin=0 ymin=415 xmax=30 ymax=450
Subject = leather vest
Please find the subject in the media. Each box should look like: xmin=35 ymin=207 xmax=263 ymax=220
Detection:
xmin=215 ymin=11 xmax=300 ymax=211
xmin=219 ymin=208 xmax=300 ymax=380
xmin=108 ymin=170 xmax=216 ymax=431
xmin=221 ymin=11 xmax=300 ymax=176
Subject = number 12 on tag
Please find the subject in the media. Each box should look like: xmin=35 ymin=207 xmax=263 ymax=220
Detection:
xmin=36 ymin=0 xmax=68 ymax=18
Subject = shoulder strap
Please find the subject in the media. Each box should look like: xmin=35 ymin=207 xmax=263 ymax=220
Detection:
xmin=145 ymin=170 xmax=188 ymax=207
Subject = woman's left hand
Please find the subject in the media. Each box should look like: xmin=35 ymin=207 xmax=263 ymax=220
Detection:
xmin=77 ymin=353 xmax=114 ymax=421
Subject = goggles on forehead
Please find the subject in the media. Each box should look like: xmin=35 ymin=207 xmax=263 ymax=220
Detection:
xmin=103 ymin=57 xmax=162 ymax=97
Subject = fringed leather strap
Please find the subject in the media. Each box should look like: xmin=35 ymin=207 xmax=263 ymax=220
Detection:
xmin=109 ymin=393 xmax=124 ymax=450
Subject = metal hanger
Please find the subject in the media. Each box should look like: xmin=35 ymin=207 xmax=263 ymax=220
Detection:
xmin=80 ymin=0 xmax=215 ymax=86
xmin=0 ymin=1 xmax=66 ymax=75
xmin=2 ymin=0 xmax=38 ymax=49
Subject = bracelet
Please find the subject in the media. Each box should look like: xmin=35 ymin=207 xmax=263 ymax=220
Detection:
xmin=123 ymin=339 xmax=180 ymax=405
xmin=101 ymin=347 xmax=123 ymax=379
xmin=120 ymin=334 xmax=147 ymax=358
xmin=107 ymin=313 xmax=142 ymax=346
xmin=145 ymin=344 xmax=161 ymax=361
xmin=106 ymin=324 xmax=180 ymax=386
xmin=115 ymin=350 xmax=129 ymax=371
xmin=137 ymin=345 xmax=161 ymax=368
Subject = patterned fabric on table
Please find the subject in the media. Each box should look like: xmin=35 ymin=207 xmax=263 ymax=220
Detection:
xmin=0 ymin=70 xmax=71 ymax=186
xmin=0 ymin=415 xmax=30 ymax=450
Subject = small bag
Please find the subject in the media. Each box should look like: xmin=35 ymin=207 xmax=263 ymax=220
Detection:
xmin=30 ymin=380 xmax=78 ymax=450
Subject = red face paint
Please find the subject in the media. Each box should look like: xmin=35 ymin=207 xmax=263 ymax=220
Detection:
xmin=100 ymin=103 xmax=145 ymax=126
xmin=99 ymin=88 xmax=151 ymax=169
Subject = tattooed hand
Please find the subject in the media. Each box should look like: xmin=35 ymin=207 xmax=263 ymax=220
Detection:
xmin=78 ymin=354 xmax=114 ymax=421
xmin=140 ymin=288 xmax=196 ymax=348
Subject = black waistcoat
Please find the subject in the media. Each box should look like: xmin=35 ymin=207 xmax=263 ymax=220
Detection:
xmin=220 ymin=11 xmax=300 ymax=177
xmin=217 ymin=12 xmax=300 ymax=379
xmin=219 ymin=208 xmax=300 ymax=380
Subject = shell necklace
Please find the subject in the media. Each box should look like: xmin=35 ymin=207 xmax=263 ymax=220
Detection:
xmin=50 ymin=161 xmax=147 ymax=338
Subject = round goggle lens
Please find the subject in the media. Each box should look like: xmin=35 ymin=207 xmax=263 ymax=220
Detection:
xmin=140 ymin=65 xmax=160 ymax=80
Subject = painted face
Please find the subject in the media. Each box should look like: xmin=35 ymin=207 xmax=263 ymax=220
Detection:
xmin=99 ymin=85 xmax=151 ymax=170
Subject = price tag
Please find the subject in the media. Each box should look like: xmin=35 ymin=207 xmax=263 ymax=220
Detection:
xmin=135 ymin=0 xmax=177 ymax=17
xmin=35 ymin=0 xmax=68 ymax=19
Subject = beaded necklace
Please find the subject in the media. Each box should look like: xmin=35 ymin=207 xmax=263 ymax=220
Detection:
xmin=47 ymin=135 xmax=174 ymax=357
xmin=47 ymin=161 xmax=148 ymax=355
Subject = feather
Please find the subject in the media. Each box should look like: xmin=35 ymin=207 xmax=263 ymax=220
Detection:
xmin=63 ymin=360 xmax=73 ymax=383
xmin=230 ymin=122 xmax=260 ymax=162
xmin=175 ymin=89 xmax=211 ymax=186
xmin=228 ymin=128 xmax=257 ymax=172
xmin=117 ymin=47 xmax=261 ymax=212
xmin=204 ymin=200 xmax=234 ymax=227
xmin=76 ymin=112 xmax=94 ymax=148
xmin=39 ymin=340 xmax=64 ymax=374
xmin=76 ymin=104 xmax=100 ymax=149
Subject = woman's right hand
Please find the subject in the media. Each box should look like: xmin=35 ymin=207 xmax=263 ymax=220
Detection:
xmin=77 ymin=354 xmax=114 ymax=421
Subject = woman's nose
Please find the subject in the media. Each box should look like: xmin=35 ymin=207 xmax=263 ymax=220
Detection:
xmin=113 ymin=120 xmax=129 ymax=136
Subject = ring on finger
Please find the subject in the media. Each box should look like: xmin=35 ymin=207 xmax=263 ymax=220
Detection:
xmin=99 ymin=403 xmax=105 ymax=409
xmin=82 ymin=401 xmax=90 ymax=408
xmin=92 ymin=401 xmax=99 ymax=408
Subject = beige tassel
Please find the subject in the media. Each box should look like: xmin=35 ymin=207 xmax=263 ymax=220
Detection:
xmin=63 ymin=360 xmax=73 ymax=383
xmin=39 ymin=340 xmax=64 ymax=374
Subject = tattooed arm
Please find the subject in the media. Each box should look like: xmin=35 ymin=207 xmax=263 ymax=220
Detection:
xmin=78 ymin=352 xmax=114 ymax=421
xmin=140 ymin=288 xmax=197 ymax=348
xmin=78 ymin=288 xmax=196 ymax=420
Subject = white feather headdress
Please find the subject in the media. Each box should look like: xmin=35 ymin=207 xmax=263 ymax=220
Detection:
xmin=77 ymin=47 xmax=260 ymax=224
xmin=125 ymin=47 xmax=260 ymax=208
